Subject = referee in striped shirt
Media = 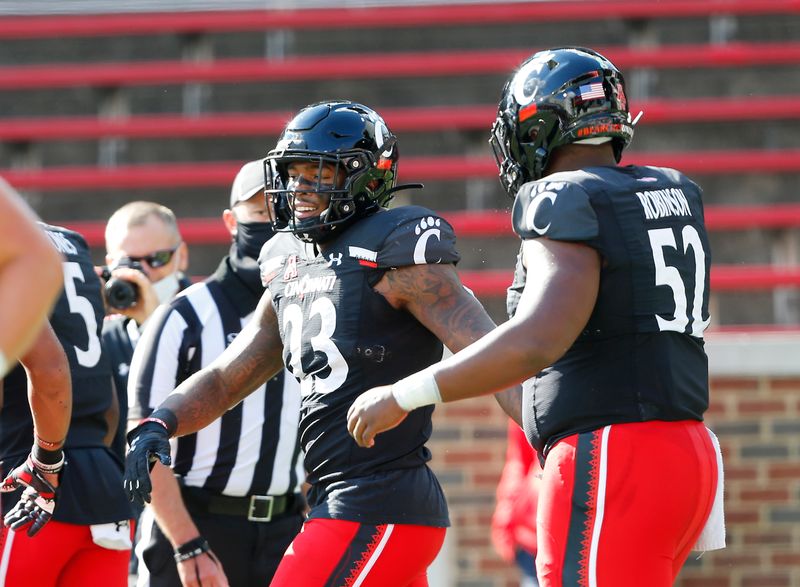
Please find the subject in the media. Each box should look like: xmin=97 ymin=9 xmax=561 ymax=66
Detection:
xmin=127 ymin=160 xmax=304 ymax=587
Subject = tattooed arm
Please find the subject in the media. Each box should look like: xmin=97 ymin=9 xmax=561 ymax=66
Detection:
xmin=375 ymin=263 xmax=522 ymax=425
xmin=348 ymin=238 xmax=598 ymax=447
xmin=376 ymin=263 xmax=495 ymax=354
xmin=160 ymin=291 xmax=286 ymax=437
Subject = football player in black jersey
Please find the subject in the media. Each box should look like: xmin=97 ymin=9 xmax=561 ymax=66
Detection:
xmin=0 ymin=180 xmax=72 ymax=540
xmin=0 ymin=179 xmax=64 ymax=375
xmin=124 ymin=100 xmax=519 ymax=586
xmin=1 ymin=224 xmax=134 ymax=586
xmin=348 ymin=47 xmax=724 ymax=586
xmin=1 ymin=309 xmax=72 ymax=539
xmin=0 ymin=308 xmax=72 ymax=536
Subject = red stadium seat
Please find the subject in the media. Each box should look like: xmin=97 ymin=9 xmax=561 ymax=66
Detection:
xmin=0 ymin=1 xmax=795 ymax=39
xmin=0 ymin=42 xmax=798 ymax=90
xmin=2 ymin=96 xmax=799 ymax=142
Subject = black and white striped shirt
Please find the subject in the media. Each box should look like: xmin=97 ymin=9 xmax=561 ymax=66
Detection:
xmin=127 ymin=261 xmax=303 ymax=497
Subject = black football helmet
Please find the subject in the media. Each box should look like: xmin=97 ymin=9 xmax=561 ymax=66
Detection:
xmin=490 ymin=46 xmax=634 ymax=198
xmin=265 ymin=101 xmax=399 ymax=243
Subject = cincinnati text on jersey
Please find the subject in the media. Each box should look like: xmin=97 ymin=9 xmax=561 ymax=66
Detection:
xmin=284 ymin=273 xmax=337 ymax=298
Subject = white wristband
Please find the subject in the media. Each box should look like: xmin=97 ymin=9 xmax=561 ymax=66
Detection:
xmin=392 ymin=369 xmax=442 ymax=412
xmin=0 ymin=350 xmax=8 ymax=379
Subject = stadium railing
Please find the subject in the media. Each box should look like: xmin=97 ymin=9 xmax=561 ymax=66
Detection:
xmin=0 ymin=0 xmax=796 ymax=39
xmin=4 ymin=149 xmax=800 ymax=191
xmin=2 ymin=96 xmax=799 ymax=141
xmin=1 ymin=41 xmax=798 ymax=90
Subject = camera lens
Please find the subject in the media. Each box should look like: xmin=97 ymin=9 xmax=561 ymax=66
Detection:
xmin=105 ymin=278 xmax=139 ymax=310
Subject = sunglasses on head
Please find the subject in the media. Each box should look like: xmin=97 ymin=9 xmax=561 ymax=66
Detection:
xmin=118 ymin=244 xmax=180 ymax=269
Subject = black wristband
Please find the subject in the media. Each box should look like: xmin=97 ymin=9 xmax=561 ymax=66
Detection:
xmin=31 ymin=443 xmax=64 ymax=466
xmin=149 ymin=408 xmax=178 ymax=436
xmin=173 ymin=536 xmax=210 ymax=563
xmin=28 ymin=451 xmax=65 ymax=475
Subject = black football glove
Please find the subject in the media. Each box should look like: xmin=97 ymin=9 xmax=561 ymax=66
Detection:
xmin=1 ymin=455 xmax=60 ymax=537
xmin=123 ymin=419 xmax=172 ymax=505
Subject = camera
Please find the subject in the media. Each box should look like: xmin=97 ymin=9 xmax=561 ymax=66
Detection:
xmin=100 ymin=261 xmax=146 ymax=310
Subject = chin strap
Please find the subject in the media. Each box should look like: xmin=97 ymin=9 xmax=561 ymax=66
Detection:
xmin=385 ymin=183 xmax=425 ymax=197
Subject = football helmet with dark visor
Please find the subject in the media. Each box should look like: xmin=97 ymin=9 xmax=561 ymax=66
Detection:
xmin=265 ymin=101 xmax=400 ymax=243
xmin=490 ymin=46 xmax=634 ymax=198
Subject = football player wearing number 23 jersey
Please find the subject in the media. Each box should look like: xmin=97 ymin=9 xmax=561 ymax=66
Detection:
xmin=348 ymin=47 xmax=726 ymax=587
xmin=124 ymin=100 xmax=520 ymax=586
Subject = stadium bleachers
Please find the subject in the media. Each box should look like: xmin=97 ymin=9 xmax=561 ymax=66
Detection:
xmin=1 ymin=0 xmax=799 ymax=328
xmin=0 ymin=0 xmax=796 ymax=38
xmin=2 ymin=3 xmax=800 ymax=587
xmin=3 ymin=95 xmax=800 ymax=141
xmin=1 ymin=41 xmax=800 ymax=90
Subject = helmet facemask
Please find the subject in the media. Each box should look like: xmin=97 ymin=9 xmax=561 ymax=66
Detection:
xmin=265 ymin=101 xmax=399 ymax=244
xmin=490 ymin=103 xmax=561 ymax=198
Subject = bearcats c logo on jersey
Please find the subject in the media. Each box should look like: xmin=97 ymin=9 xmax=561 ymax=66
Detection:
xmin=525 ymin=182 xmax=565 ymax=235
xmin=413 ymin=217 xmax=443 ymax=264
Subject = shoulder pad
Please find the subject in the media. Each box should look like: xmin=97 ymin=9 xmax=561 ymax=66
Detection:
xmin=642 ymin=165 xmax=703 ymax=194
xmin=373 ymin=207 xmax=460 ymax=268
xmin=512 ymin=178 xmax=599 ymax=241
xmin=258 ymin=233 xmax=305 ymax=286
xmin=39 ymin=223 xmax=90 ymax=260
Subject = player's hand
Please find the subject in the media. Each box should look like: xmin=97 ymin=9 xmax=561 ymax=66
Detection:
xmin=1 ymin=455 xmax=60 ymax=537
xmin=124 ymin=420 xmax=172 ymax=505
xmin=177 ymin=550 xmax=230 ymax=587
xmin=347 ymin=385 xmax=409 ymax=448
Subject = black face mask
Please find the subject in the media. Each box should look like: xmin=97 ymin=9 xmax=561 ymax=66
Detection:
xmin=229 ymin=220 xmax=276 ymax=297
xmin=234 ymin=220 xmax=276 ymax=261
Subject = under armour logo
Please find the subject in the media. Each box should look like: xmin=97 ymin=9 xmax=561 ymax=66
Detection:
xmin=326 ymin=253 xmax=343 ymax=267
xmin=118 ymin=363 xmax=130 ymax=377
xmin=114 ymin=520 xmax=130 ymax=532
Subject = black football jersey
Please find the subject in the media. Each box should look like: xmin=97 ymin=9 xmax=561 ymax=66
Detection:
xmin=507 ymin=166 xmax=711 ymax=457
xmin=100 ymin=315 xmax=135 ymax=460
xmin=0 ymin=224 xmax=131 ymax=524
xmin=259 ymin=206 xmax=457 ymax=525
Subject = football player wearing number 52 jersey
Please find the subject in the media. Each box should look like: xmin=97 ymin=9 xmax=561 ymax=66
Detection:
xmin=348 ymin=47 xmax=726 ymax=587
xmin=123 ymin=100 xmax=520 ymax=586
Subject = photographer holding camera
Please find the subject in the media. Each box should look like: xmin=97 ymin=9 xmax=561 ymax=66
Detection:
xmin=100 ymin=202 xmax=190 ymax=461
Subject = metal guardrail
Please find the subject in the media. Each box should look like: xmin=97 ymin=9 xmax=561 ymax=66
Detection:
xmin=1 ymin=42 xmax=798 ymax=90
xmin=2 ymin=97 xmax=799 ymax=141
xmin=1 ymin=0 xmax=797 ymax=31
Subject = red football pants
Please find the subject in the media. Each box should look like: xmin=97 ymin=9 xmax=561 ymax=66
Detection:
xmin=536 ymin=420 xmax=717 ymax=587
xmin=0 ymin=519 xmax=133 ymax=587
xmin=270 ymin=518 xmax=446 ymax=587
